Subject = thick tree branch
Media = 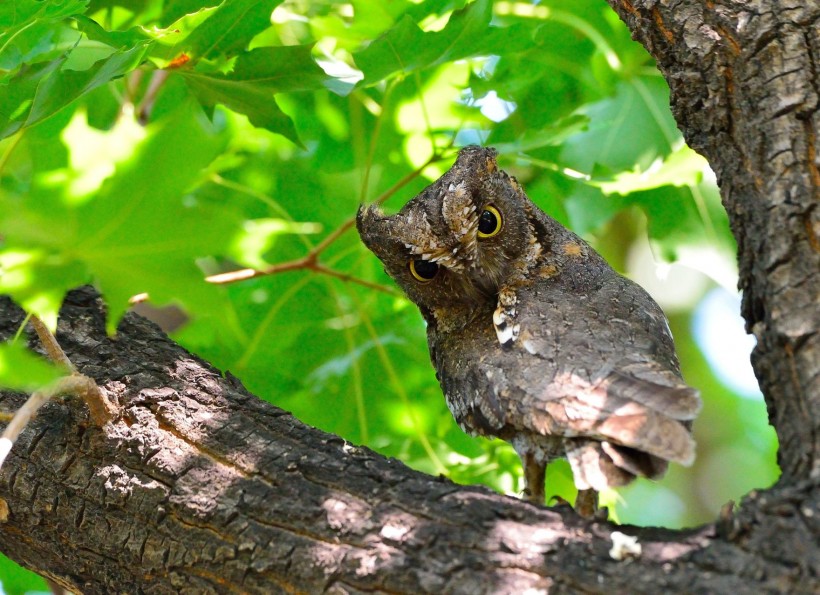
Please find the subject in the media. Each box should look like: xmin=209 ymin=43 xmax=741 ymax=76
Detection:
xmin=0 ymin=288 xmax=816 ymax=593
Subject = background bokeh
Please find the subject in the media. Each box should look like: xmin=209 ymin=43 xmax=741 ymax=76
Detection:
xmin=0 ymin=0 xmax=779 ymax=590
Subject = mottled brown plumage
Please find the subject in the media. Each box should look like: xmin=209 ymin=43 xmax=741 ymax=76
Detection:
xmin=357 ymin=146 xmax=701 ymax=515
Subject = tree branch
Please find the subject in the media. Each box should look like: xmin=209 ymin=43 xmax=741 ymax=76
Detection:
xmin=0 ymin=288 xmax=816 ymax=593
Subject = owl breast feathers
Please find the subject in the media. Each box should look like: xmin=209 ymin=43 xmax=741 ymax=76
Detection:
xmin=357 ymin=146 xmax=701 ymax=508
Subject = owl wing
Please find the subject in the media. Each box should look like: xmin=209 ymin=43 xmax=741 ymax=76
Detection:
xmin=503 ymin=272 xmax=701 ymax=488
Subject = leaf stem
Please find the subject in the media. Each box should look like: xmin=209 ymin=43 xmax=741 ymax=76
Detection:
xmin=137 ymin=70 xmax=170 ymax=124
xmin=26 ymin=316 xmax=117 ymax=426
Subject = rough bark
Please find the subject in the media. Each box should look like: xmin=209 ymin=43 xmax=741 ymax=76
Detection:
xmin=0 ymin=288 xmax=815 ymax=594
xmin=0 ymin=0 xmax=817 ymax=592
xmin=605 ymin=0 xmax=820 ymax=482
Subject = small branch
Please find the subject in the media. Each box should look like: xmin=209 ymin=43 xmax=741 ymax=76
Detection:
xmin=206 ymin=256 xmax=311 ymax=284
xmin=206 ymin=257 xmax=399 ymax=295
xmin=136 ymin=70 xmax=170 ymax=125
xmin=28 ymin=316 xmax=118 ymax=426
xmin=29 ymin=316 xmax=74 ymax=372
xmin=207 ymin=150 xmax=453 ymax=288
xmin=312 ymin=264 xmax=400 ymax=295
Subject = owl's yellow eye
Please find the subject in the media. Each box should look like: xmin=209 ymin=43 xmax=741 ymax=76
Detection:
xmin=477 ymin=205 xmax=503 ymax=238
xmin=409 ymin=259 xmax=439 ymax=282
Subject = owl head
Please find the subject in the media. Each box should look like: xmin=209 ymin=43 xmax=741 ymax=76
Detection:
xmin=357 ymin=147 xmax=536 ymax=314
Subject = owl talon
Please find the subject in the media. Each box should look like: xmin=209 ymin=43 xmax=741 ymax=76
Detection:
xmin=575 ymin=489 xmax=599 ymax=519
xmin=521 ymin=452 xmax=546 ymax=505
xmin=548 ymin=494 xmax=573 ymax=508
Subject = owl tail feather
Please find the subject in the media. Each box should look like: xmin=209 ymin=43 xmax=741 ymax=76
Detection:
xmin=565 ymin=440 xmax=668 ymax=491
xmin=565 ymin=440 xmax=632 ymax=491
xmin=608 ymin=369 xmax=702 ymax=421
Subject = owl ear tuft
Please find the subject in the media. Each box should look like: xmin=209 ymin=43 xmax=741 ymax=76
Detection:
xmin=454 ymin=146 xmax=499 ymax=180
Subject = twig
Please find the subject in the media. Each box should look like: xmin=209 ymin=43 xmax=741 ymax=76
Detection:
xmin=29 ymin=316 xmax=74 ymax=372
xmin=206 ymin=256 xmax=399 ymax=295
xmin=137 ymin=70 xmax=169 ymax=125
xmin=28 ymin=316 xmax=117 ymax=425
xmin=0 ymin=317 xmax=118 ymax=473
xmin=207 ymin=150 xmax=453 ymax=288
xmin=312 ymin=264 xmax=400 ymax=295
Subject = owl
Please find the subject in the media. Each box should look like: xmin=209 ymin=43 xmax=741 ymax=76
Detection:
xmin=357 ymin=146 xmax=701 ymax=516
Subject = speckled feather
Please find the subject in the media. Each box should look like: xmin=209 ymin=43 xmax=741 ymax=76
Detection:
xmin=357 ymin=146 xmax=701 ymax=501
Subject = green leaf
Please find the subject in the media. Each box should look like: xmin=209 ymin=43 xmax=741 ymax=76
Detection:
xmin=354 ymin=0 xmax=524 ymax=85
xmin=181 ymin=72 xmax=300 ymax=144
xmin=0 ymin=42 xmax=152 ymax=140
xmin=159 ymin=0 xmax=223 ymax=27
xmin=73 ymin=14 xmax=150 ymax=49
xmin=184 ymin=0 xmax=282 ymax=60
xmin=0 ymin=0 xmax=89 ymax=74
xmin=490 ymin=114 xmax=589 ymax=154
xmin=178 ymin=45 xmax=329 ymax=143
xmin=560 ymin=77 xmax=679 ymax=174
xmin=0 ymin=552 xmax=49 ymax=595
xmin=563 ymin=183 xmax=626 ymax=235
xmin=590 ymin=144 xmax=708 ymax=195
xmin=0 ymin=342 xmax=65 ymax=392
xmin=0 ymin=105 xmax=238 ymax=332
xmin=0 ymin=250 xmax=88 ymax=330
xmin=0 ymin=0 xmax=87 ymax=29
xmin=75 ymin=108 xmax=234 ymax=329
xmin=141 ymin=5 xmax=222 ymax=50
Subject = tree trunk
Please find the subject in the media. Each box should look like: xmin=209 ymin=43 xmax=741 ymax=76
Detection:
xmin=0 ymin=1 xmax=818 ymax=593
xmin=605 ymin=0 xmax=820 ymax=482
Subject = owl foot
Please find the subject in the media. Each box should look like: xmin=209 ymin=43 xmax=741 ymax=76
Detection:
xmin=522 ymin=453 xmax=546 ymax=505
xmin=575 ymin=489 xmax=599 ymax=518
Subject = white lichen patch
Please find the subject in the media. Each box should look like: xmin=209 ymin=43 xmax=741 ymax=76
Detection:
xmin=609 ymin=531 xmax=642 ymax=561
xmin=493 ymin=290 xmax=521 ymax=346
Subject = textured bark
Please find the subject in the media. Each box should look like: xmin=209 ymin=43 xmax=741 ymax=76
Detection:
xmin=0 ymin=288 xmax=816 ymax=594
xmin=0 ymin=1 xmax=817 ymax=592
xmin=605 ymin=0 xmax=820 ymax=482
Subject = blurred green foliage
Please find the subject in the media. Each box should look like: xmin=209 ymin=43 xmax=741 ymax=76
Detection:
xmin=0 ymin=0 xmax=779 ymax=590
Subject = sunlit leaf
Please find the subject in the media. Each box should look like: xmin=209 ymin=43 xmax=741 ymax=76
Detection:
xmin=0 ymin=341 xmax=65 ymax=392
xmin=0 ymin=105 xmax=238 ymax=332
xmin=591 ymin=144 xmax=708 ymax=195
xmin=184 ymin=0 xmax=283 ymax=60
xmin=354 ymin=0 xmax=525 ymax=85
xmin=0 ymin=42 xmax=151 ymax=140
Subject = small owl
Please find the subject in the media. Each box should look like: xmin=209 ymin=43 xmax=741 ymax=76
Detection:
xmin=357 ymin=146 xmax=701 ymax=515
